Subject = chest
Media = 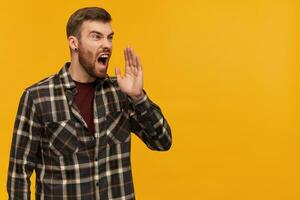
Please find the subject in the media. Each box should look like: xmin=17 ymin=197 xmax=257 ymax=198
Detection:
xmin=37 ymin=85 xmax=131 ymax=158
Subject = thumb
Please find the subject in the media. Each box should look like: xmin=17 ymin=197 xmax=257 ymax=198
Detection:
xmin=115 ymin=66 xmax=121 ymax=78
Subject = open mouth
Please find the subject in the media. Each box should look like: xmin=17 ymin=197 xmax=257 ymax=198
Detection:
xmin=97 ymin=53 xmax=110 ymax=65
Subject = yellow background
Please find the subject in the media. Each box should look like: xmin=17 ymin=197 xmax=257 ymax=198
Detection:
xmin=1 ymin=0 xmax=300 ymax=199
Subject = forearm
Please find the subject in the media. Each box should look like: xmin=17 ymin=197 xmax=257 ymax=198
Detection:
xmin=128 ymin=92 xmax=172 ymax=151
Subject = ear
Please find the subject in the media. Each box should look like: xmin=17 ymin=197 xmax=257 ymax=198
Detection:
xmin=68 ymin=36 xmax=79 ymax=51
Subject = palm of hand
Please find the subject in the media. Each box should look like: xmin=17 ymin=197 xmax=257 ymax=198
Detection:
xmin=115 ymin=47 xmax=144 ymax=98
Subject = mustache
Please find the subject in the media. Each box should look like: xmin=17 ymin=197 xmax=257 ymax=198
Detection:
xmin=99 ymin=48 xmax=111 ymax=54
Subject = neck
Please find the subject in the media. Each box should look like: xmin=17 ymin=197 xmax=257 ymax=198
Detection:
xmin=69 ymin=56 xmax=96 ymax=83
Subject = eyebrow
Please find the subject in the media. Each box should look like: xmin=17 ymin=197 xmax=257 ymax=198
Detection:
xmin=89 ymin=30 xmax=114 ymax=37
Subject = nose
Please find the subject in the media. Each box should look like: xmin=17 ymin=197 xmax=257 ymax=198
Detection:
xmin=101 ymin=37 xmax=112 ymax=50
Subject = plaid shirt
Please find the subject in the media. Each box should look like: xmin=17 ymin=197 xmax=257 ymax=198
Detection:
xmin=7 ymin=62 xmax=172 ymax=200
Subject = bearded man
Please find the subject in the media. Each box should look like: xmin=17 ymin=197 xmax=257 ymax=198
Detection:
xmin=7 ymin=7 xmax=172 ymax=200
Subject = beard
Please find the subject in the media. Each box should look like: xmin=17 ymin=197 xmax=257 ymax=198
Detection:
xmin=77 ymin=46 xmax=109 ymax=79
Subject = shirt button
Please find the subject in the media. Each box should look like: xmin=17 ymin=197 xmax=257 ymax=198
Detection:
xmin=96 ymin=182 xmax=99 ymax=186
xmin=95 ymin=157 xmax=98 ymax=161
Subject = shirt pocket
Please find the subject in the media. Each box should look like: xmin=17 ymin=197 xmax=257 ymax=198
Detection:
xmin=45 ymin=120 xmax=79 ymax=157
xmin=105 ymin=108 xmax=131 ymax=144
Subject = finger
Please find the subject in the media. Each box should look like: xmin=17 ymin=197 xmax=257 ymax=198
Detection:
xmin=124 ymin=47 xmax=131 ymax=74
xmin=125 ymin=63 xmax=131 ymax=74
xmin=129 ymin=47 xmax=136 ymax=67
xmin=136 ymin=55 xmax=142 ymax=71
xmin=131 ymin=64 xmax=137 ymax=76
xmin=115 ymin=66 xmax=122 ymax=78
xmin=125 ymin=49 xmax=131 ymax=74
xmin=126 ymin=47 xmax=133 ymax=67
xmin=124 ymin=48 xmax=129 ymax=67
xmin=130 ymin=48 xmax=137 ymax=67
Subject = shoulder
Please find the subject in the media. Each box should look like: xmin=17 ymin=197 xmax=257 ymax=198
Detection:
xmin=23 ymin=73 xmax=60 ymax=101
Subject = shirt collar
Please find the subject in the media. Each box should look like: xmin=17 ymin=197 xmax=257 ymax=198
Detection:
xmin=58 ymin=62 xmax=111 ymax=90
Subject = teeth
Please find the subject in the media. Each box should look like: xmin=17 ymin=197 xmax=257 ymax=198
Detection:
xmin=99 ymin=54 xmax=109 ymax=58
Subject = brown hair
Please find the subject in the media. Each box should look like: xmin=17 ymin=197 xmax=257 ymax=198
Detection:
xmin=66 ymin=7 xmax=112 ymax=40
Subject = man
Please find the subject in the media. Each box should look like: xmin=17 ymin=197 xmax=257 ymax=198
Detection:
xmin=7 ymin=7 xmax=172 ymax=200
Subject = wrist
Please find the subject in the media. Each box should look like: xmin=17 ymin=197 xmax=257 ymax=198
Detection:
xmin=130 ymin=92 xmax=145 ymax=103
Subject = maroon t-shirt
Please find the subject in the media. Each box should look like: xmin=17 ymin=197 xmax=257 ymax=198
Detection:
xmin=73 ymin=79 xmax=97 ymax=135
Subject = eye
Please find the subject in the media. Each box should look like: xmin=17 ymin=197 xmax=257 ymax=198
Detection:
xmin=108 ymin=36 xmax=113 ymax=41
xmin=91 ymin=33 xmax=101 ymax=39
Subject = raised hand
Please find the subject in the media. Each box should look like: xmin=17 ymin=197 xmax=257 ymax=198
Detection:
xmin=115 ymin=47 xmax=144 ymax=102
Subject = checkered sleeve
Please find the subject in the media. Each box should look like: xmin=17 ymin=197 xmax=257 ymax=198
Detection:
xmin=128 ymin=90 xmax=172 ymax=151
xmin=7 ymin=90 xmax=42 ymax=199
